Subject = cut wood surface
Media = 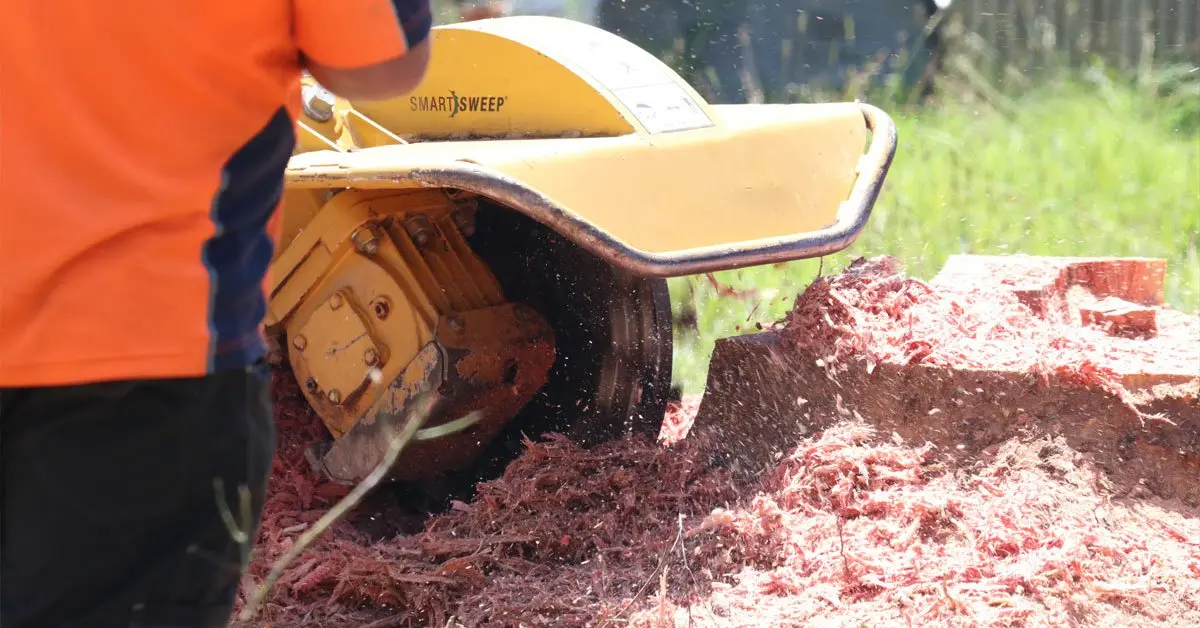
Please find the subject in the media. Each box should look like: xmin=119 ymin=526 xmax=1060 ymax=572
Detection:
xmin=692 ymin=255 xmax=1199 ymax=504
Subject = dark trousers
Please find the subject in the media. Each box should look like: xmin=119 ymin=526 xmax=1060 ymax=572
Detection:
xmin=0 ymin=364 xmax=276 ymax=628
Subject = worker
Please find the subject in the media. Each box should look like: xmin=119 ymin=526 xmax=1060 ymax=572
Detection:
xmin=0 ymin=2 xmax=431 ymax=627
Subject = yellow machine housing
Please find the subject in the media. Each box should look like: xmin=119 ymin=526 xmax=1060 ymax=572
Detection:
xmin=267 ymin=16 xmax=897 ymax=489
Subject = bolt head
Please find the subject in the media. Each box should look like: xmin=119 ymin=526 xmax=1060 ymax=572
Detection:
xmin=448 ymin=316 xmax=465 ymax=331
xmin=352 ymin=226 xmax=381 ymax=255
xmin=305 ymin=377 xmax=318 ymax=392
xmin=404 ymin=216 xmax=436 ymax=249
xmin=301 ymin=84 xmax=335 ymax=122
xmin=292 ymin=335 xmax=308 ymax=350
xmin=364 ymin=348 xmax=378 ymax=365
xmin=329 ymin=293 xmax=344 ymax=310
xmin=327 ymin=390 xmax=341 ymax=404
xmin=372 ymin=298 xmax=391 ymax=320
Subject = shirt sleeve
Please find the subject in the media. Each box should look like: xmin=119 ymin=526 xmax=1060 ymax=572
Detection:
xmin=294 ymin=0 xmax=433 ymax=69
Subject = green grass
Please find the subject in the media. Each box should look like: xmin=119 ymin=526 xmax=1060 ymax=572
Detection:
xmin=413 ymin=7 xmax=1196 ymax=394
xmin=668 ymin=78 xmax=1200 ymax=394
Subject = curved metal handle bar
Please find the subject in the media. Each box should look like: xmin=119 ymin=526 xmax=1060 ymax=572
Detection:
xmin=290 ymin=103 xmax=898 ymax=278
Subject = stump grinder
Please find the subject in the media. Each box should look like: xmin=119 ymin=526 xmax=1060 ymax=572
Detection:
xmin=272 ymin=16 xmax=897 ymax=497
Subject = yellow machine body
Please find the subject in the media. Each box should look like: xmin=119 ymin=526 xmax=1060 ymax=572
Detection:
xmin=267 ymin=16 xmax=897 ymax=486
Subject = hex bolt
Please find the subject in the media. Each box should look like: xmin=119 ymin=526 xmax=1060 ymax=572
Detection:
xmin=302 ymin=98 xmax=333 ymax=123
xmin=327 ymin=390 xmax=341 ymax=404
xmin=329 ymin=293 xmax=344 ymax=310
xmin=403 ymin=215 xmax=437 ymax=249
xmin=292 ymin=335 xmax=308 ymax=350
xmin=372 ymin=298 xmax=391 ymax=320
xmin=351 ymin=226 xmax=381 ymax=256
xmin=304 ymin=377 xmax=318 ymax=393
xmin=363 ymin=348 xmax=378 ymax=365
xmin=301 ymin=84 xmax=335 ymax=122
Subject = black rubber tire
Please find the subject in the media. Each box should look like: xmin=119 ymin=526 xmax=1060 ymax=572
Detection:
xmin=455 ymin=200 xmax=676 ymax=485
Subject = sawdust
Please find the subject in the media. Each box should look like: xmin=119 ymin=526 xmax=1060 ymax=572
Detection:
xmin=639 ymin=418 xmax=1200 ymax=627
xmin=780 ymin=256 xmax=1197 ymax=403
xmin=684 ymin=256 xmax=1196 ymax=503
xmin=237 ymin=257 xmax=1199 ymax=627
xmin=237 ymin=373 xmax=739 ymax=627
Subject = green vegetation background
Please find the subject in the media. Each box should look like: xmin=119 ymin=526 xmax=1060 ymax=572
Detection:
xmin=673 ymin=73 xmax=1199 ymax=391
xmin=431 ymin=2 xmax=1199 ymax=393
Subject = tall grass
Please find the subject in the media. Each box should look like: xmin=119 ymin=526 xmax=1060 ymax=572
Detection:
xmin=419 ymin=5 xmax=1197 ymax=394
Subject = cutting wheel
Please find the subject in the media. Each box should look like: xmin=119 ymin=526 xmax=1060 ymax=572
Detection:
xmin=443 ymin=199 xmax=676 ymax=491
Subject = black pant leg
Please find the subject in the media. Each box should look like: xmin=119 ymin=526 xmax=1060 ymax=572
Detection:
xmin=0 ymin=364 xmax=276 ymax=628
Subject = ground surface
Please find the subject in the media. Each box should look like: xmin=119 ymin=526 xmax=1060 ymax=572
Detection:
xmin=235 ymin=255 xmax=1199 ymax=628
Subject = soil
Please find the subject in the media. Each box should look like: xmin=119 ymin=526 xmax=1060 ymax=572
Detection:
xmin=235 ymin=255 xmax=1200 ymax=627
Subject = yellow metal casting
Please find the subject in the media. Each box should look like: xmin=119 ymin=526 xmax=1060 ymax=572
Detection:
xmin=267 ymin=15 xmax=898 ymax=474
xmin=267 ymin=187 xmax=513 ymax=437
xmin=281 ymin=16 xmax=897 ymax=277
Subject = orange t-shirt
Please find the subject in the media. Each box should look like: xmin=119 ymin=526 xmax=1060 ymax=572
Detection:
xmin=0 ymin=0 xmax=431 ymax=387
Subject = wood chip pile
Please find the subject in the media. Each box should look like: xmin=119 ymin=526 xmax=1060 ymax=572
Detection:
xmin=238 ymin=255 xmax=1199 ymax=627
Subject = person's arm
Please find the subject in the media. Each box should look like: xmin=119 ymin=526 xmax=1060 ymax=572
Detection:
xmin=293 ymin=0 xmax=433 ymax=101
